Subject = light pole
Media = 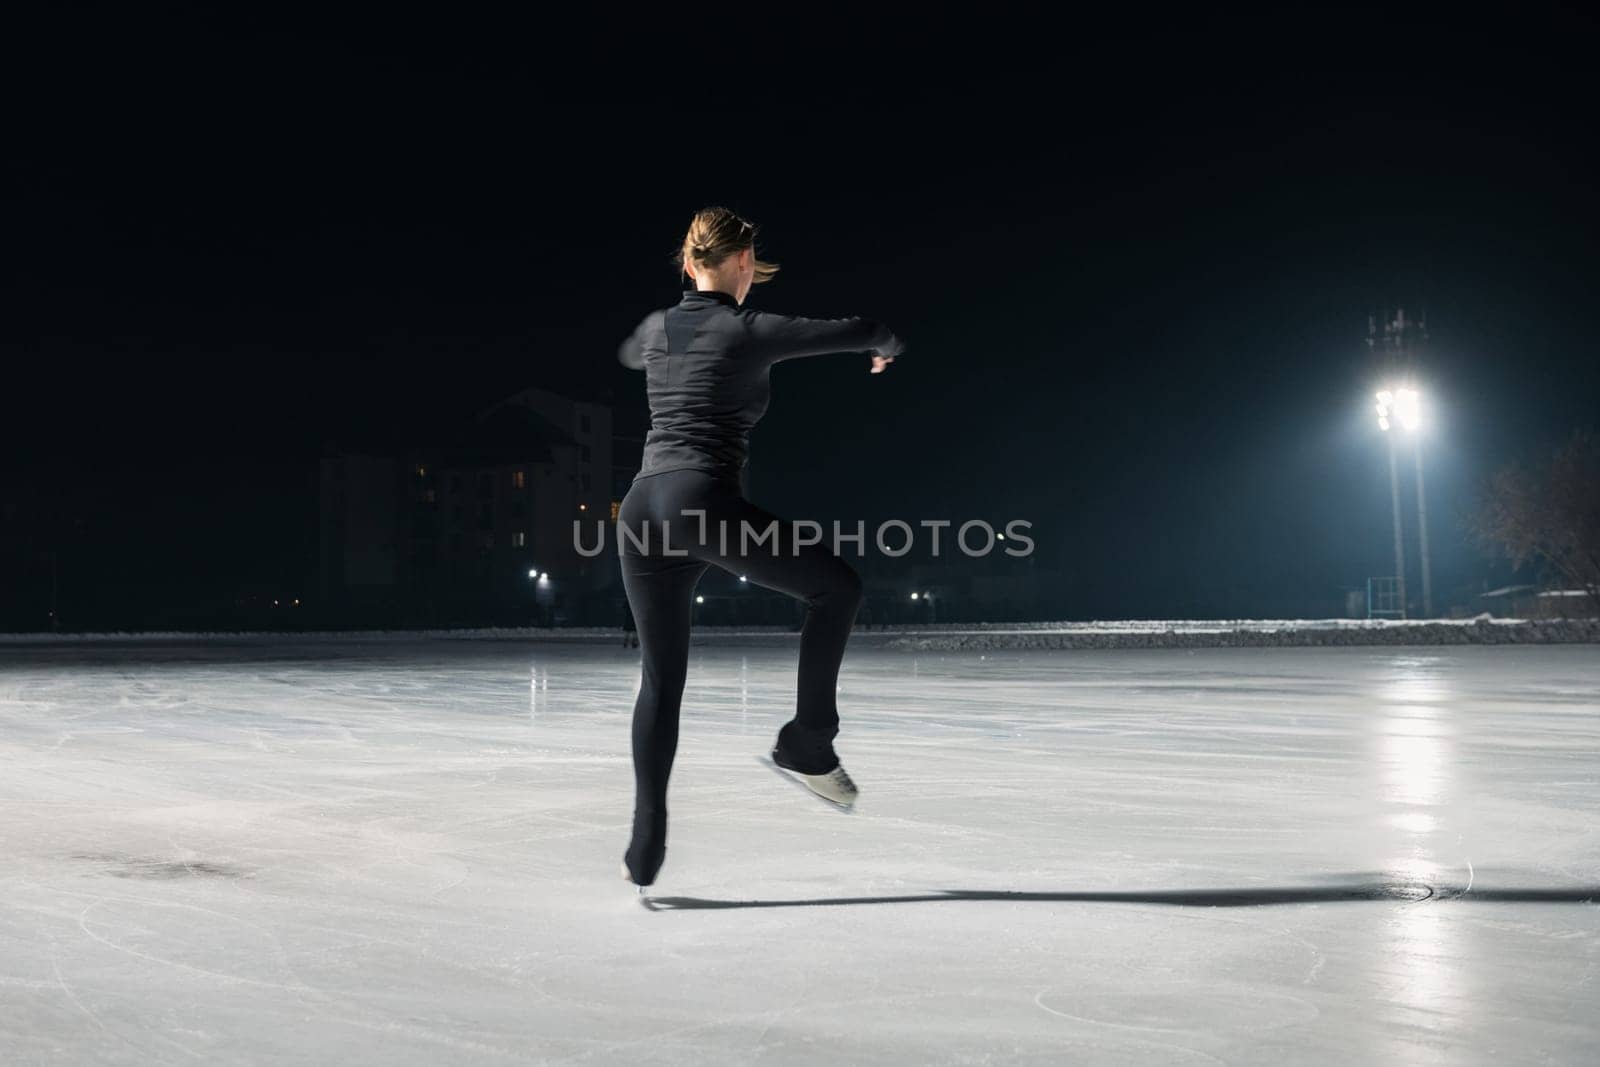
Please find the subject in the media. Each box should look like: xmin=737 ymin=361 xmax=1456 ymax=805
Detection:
xmin=1376 ymin=390 xmax=1407 ymax=618
xmin=1375 ymin=386 xmax=1432 ymax=618
xmin=1413 ymin=437 xmax=1433 ymax=617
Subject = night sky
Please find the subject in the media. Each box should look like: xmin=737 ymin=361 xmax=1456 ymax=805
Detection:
xmin=6 ymin=10 xmax=1597 ymax=623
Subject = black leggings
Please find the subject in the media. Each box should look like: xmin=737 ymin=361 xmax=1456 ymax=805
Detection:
xmin=618 ymin=468 xmax=864 ymax=884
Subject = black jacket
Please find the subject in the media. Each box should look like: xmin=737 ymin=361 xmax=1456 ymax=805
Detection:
xmin=617 ymin=288 xmax=904 ymax=481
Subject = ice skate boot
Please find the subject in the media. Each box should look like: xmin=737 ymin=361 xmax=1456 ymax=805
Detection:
xmin=622 ymin=808 xmax=666 ymax=888
xmin=763 ymin=739 xmax=859 ymax=810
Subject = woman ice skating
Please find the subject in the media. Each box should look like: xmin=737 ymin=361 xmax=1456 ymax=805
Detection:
xmin=614 ymin=206 xmax=905 ymax=887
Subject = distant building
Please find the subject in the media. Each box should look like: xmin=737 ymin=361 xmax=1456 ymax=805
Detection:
xmin=317 ymin=388 xmax=623 ymax=626
xmin=1478 ymin=584 xmax=1598 ymax=620
xmin=487 ymin=386 xmax=614 ymax=520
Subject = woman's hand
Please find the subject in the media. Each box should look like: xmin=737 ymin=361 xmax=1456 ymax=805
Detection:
xmin=870 ymin=353 xmax=895 ymax=374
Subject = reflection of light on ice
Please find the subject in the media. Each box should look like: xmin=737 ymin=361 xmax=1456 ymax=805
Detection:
xmin=1384 ymin=852 xmax=1437 ymax=885
xmin=1379 ymin=729 xmax=1446 ymax=807
xmin=739 ymin=654 xmax=749 ymax=731
xmin=1386 ymin=660 xmax=1447 ymax=705
xmin=1387 ymin=811 xmax=1436 ymax=834
xmin=530 ymin=664 xmax=549 ymax=718
xmin=1372 ymin=656 xmax=1465 ymax=1052
xmin=1388 ymin=883 xmax=1465 ymax=1049
xmin=1375 ymin=657 xmax=1452 ymax=811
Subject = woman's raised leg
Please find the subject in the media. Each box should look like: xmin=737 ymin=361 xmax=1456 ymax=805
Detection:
xmin=701 ymin=487 xmax=864 ymax=771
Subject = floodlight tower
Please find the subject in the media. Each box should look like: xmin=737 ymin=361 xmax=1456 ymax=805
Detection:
xmin=1373 ymin=387 xmax=1408 ymax=616
xmin=1367 ymin=307 xmax=1434 ymax=618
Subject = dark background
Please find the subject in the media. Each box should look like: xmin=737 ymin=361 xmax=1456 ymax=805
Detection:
xmin=4 ymin=8 xmax=1596 ymax=627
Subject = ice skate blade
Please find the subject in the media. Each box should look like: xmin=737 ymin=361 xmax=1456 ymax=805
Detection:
xmin=758 ymin=755 xmax=857 ymax=813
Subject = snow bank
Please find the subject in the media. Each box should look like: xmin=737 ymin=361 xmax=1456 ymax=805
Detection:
xmin=1 ymin=615 xmax=1595 ymax=649
xmin=880 ymin=616 xmax=1600 ymax=650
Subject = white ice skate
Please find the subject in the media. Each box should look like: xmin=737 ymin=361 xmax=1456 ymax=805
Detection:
xmin=760 ymin=751 xmax=859 ymax=811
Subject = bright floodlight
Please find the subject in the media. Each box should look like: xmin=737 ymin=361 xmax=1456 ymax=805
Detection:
xmin=528 ymin=569 xmax=538 ymax=579
xmin=1394 ymin=387 xmax=1421 ymax=431
xmin=1375 ymin=386 xmax=1421 ymax=432
xmin=909 ymin=592 xmax=919 ymax=600
xmin=738 ymin=575 xmax=747 ymax=582
xmin=695 ymin=595 xmax=704 ymax=604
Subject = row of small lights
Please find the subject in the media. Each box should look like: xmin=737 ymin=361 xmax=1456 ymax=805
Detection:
xmin=87 ymin=587 xmax=917 ymax=610
xmin=687 ymin=530 xmax=1004 ymax=604
xmin=687 ymin=581 xmax=933 ymax=605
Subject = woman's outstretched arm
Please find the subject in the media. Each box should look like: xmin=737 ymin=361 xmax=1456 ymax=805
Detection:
xmin=616 ymin=310 xmax=665 ymax=370
xmin=744 ymin=309 xmax=906 ymax=365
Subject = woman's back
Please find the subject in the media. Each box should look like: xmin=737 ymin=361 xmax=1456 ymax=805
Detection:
xmin=619 ymin=287 xmax=903 ymax=482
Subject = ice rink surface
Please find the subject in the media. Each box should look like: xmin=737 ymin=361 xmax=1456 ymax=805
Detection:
xmin=1 ymin=638 xmax=1597 ymax=1065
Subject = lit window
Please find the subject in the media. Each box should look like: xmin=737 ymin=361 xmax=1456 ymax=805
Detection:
xmin=512 ymin=470 xmax=526 ymax=489
xmin=610 ymin=501 xmax=621 ymax=522
xmin=416 ymin=465 xmax=426 ymax=478
xmin=512 ymin=531 xmax=526 ymax=547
